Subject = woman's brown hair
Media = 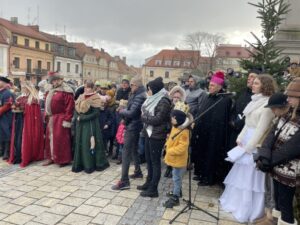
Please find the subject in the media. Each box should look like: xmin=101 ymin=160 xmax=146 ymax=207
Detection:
xmin=256 ymin=74 xmax=277 ymax=96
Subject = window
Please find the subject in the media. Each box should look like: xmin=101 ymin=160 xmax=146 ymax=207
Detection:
xmin=75 ymin=64 xmax=79 ymax=73
xmin=37 ymin=60 xmax=42 ymax=70
xmin=26 ymin=59 xmax=32 ymax=73
xmin=155 ymin=60 xmax=162 ymax=66
xmin=237 ymin=51 xmax=241 ymax=56
xmin=150 ymin=70 xmax=154 ymax=77
xmin=35 ymin=41 xmax=40 ymax=49
xmin=58 ymin=45 xmax=64 ymax=55
xmin=165 ymin=71 xmax=169 ymax=78
xmin=164 ymin=60 xmax=172 ymax=66
xmin=183 ymin=61 xmax=191 ymax=67
xmin=13 ymin=57 xmax=20 ymax=68
xmin=47 ymin=62 xmax=51 ymax=71
xmin=68 ymin=48 xmax=75 ymax=57
xmin=57 ymin=61 xmax=61 ymax=72
xmin=67 ymin=63 xmax=70 ymax=72
xmin=173 ymin=61 xmax=180 ymax=66
xmin=12 ymin=36 xmax=18 ymax=44
xmin=25 ymin=39 xmax=29 ymax=47
xmin=225 ymin=51 xmax=230 ymax=56
xmin=45 ymin=44 xmax=49 ymax=51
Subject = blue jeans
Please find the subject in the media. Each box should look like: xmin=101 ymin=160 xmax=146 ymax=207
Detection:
xmin=172 ymin=167 xmax=185 ymax=197
xmin=118 ymin=144 xmax=123 ymax=158
xmin=138 ymin=136 xmax=145 ymax=155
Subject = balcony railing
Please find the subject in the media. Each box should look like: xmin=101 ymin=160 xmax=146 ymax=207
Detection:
xmin=33 ymin=68 xmax=48 ymax=75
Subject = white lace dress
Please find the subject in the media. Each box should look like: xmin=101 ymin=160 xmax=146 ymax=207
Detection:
xmin=219 ymin=94 xmax=274 ymax=223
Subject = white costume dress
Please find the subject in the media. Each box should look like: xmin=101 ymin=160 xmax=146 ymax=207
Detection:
xmin=219 ymin=94 xmax=274 ymax=223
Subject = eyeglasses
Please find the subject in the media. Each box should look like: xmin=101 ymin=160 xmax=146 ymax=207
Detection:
xmin=130 ymin=84 xmax=136 ymax=87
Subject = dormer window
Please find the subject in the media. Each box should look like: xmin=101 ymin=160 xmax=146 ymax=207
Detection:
xmin=164 ymin=60 xmax=172 ymax=66
xmin=183 ymin=61 xmax=191 ymax=67
xmin=155 ymin=60 xmax=162 ymax=66
xmin=173 ymin=61 xmax=180 ymax=66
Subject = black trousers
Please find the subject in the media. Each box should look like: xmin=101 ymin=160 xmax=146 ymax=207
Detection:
xmin=144 ymin=136 xmax=165 ymax=192
xmin=273 ymin=179 xmax=296 ymax=223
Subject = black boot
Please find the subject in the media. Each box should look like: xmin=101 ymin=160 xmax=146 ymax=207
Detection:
xmin=163 ymin=195 xmax=179 ymax=208
xmin=0 ymin=143 xmax=3 ymax=157
xmin=2 ymin=142 xmax=10 ymax=160
xmin=137 ymin=180 xmax=150 ymax=191
xmin=164 ymin=166 xmax=172 ymax=178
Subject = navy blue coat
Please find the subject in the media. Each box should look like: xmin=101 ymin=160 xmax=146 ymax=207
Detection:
xmin=0 ymin=89 xmax=14 ymax=142
xmin=99 ymin=108 xmax=113 ymax=140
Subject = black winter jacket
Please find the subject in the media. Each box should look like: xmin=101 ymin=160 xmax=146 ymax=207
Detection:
xmin=142 ymin=96 xmax=172 ymax=140
xmin=119 ymin=86 xmax=146 ymax=132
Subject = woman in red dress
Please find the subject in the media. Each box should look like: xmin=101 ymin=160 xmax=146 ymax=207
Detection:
xmin=9 ymin=82 xmax=44 ymax=167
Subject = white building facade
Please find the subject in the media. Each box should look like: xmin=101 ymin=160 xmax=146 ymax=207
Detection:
xmin=54 ymin=56 xmax=82 ymax=81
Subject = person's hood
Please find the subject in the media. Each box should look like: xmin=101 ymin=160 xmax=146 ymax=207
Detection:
xmin=169 ymin=85 xmax=187 ymax=102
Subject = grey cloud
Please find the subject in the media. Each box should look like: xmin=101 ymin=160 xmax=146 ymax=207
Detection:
xmin=0 ymin=0 xmax=261 ymax=65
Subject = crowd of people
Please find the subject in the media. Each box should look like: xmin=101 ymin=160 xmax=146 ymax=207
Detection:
xmin=0 ymin=68 xmax=299 ymax=225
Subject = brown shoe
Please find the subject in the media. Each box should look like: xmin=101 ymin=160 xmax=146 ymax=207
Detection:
xmin=42 ymin=160 xmax=53 ymax=166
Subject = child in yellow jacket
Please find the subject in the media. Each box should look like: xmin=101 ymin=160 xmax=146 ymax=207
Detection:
xmin=163 ymin=101 xmax=190 ymax=208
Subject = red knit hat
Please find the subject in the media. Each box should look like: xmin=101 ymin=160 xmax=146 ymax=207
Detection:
xmin=48 ymin=71 xmax=64 ymax=83
xmin=210 ymin=71 xmax=225 ymax=86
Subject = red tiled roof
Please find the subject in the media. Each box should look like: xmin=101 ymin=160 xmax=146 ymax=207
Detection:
xmin=40 ymin=32 xmax=70 ymax=46
xmin=0 ymin=17 xmax=49 ymax=42
xmin=216 ymin=44 xmax=251 ymax=58
xmin=94 ymin=49 xmax=112 ymax=62
xmin=145 ymin=49 xmax=201 ymax=68
xmin=71 ymin=42 xmax=95 ymax=58
xmin=0 ymin=26 xmax=9 ymax=44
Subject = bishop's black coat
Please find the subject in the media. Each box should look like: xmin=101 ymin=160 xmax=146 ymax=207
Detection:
xmin=191 ymin=92 xmax=232 ymax=185
xmin=228 ymin=88 xmax=252 ymax=149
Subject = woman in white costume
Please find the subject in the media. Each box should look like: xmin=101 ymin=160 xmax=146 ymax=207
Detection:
xmin=220 ymin=74 xmax=277 ymax=223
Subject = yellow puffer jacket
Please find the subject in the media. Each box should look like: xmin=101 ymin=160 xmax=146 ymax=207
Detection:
xmin=164 ymin=127 xmax=189 ymax=168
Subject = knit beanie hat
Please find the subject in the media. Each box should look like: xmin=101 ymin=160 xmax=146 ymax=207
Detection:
xmin=147 ymin=77 xmax=164 ymax=95
xmin=210 ymin=71 xmax=225 ymax=86
xmin=286 ymin=77 xmax=300 ymax=97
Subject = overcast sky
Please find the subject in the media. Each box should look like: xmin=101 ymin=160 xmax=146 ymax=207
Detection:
xmin=0 ymin=0 xmax=262 ymax=66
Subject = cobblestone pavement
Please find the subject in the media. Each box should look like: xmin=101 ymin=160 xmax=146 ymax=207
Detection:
xmin=0 ymin=159 xmax=245 ymax=225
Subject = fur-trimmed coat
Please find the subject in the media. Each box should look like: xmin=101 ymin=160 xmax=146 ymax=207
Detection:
xmin=44 ymin=83 xmax=74 ymax=164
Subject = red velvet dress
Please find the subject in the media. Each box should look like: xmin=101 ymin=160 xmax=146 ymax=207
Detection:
xmin=21 ymin=98 xmax=44 ymax=167
xmin=45 ymin=91 xmax=74 ymax=165
xmin=9 ymin=96 xmax=44 ymax=167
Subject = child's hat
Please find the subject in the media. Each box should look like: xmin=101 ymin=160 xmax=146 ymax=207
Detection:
xmin=171 ymin=101 xmax=189 ymax=126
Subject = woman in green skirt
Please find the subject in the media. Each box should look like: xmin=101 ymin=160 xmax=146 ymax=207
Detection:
xmin=72 ymin=80 xmax=109 ymax=173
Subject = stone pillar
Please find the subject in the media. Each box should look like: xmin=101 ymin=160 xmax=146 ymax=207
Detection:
xmin=274 ymin=0 xmax=300 ymax=62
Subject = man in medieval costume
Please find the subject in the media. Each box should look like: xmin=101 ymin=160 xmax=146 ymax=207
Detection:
xmin=0 ymin=76 xmax=14 ymax=160
xmin=43 ymin=72 xmax=75 ymax=166
xmin=191 ymin=71 xmax=232 ymax=186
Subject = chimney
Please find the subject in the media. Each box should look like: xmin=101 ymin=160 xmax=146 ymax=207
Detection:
xmin=114 ymin=56 xmax=120 ymax=61
xmin=122 ymin=57 xmax=126 ymax=64
xmin=28 ymin=25 xmax=39 ymax=31
xmin=10 ymin=17 xmax=18 ymax=24
xmin=101 ymin=48 xmax=105 ymax=52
